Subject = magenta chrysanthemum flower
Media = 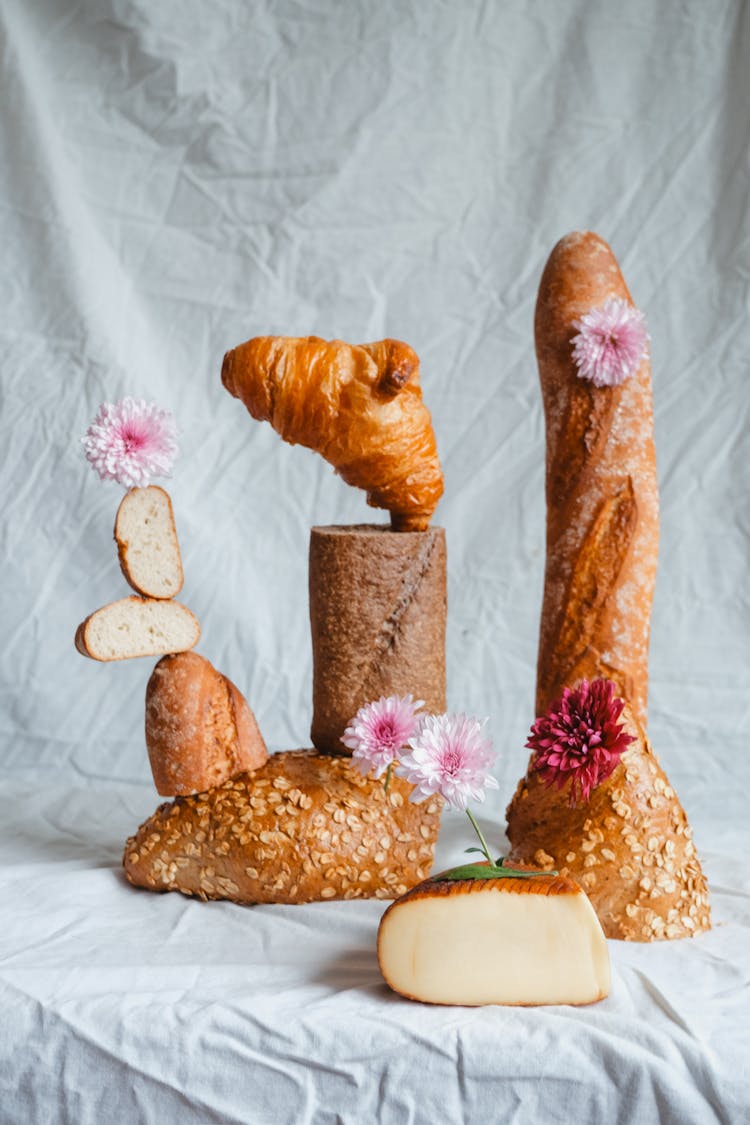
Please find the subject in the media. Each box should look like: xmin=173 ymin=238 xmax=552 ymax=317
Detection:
xmin=526 ymin=678 xmax=636 ymax=805
xmin=82 ymin=397 xmax=178 ymax=488
xmin=571 ymin=297 xmax=649 ymax=387
xmin=395 ymin=713 xmax=498 ymax=810
xmin=342 ymin=695 xmax=424 ymax=779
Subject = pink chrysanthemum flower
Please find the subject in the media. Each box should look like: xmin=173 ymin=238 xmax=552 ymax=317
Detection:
xmin=526 ymin=678 xmax=636 ymax=805
xmin=82 ymin=397 xmax=178 ymax=488
xmin=571 ymin=297 xmax=649 ymax=387
xmin=396 ymin=713 xmax=498 ymax=810
xmin=342 ymin=695 xmax=424 ymax=779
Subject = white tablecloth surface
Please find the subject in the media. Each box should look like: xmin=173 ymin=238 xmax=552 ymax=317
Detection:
xmin=1 ymin=784 xmax=748 ymax=1124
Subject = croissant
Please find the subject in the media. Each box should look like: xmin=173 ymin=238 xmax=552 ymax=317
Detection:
xmin=221 ymin=336 xmax=444 ymax=531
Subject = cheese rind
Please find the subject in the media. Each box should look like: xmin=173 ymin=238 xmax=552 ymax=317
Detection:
xmin=377 ymin=875 xmax=610 ymax=1006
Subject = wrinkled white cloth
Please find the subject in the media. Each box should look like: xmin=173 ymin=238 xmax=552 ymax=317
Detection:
xmin=1 ymin=0 xmax=749 ymax=1121
xmin=1 ymin=792 xmax=748 ymax=1124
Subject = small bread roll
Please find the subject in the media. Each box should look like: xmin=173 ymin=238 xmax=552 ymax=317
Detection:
xmin=74 ymin=597 xmax=200 ymax=661
xmin=146 ymin=652 xmax=268 ymax=796
xmin=115 ymin=485 xmax=184 ymax=599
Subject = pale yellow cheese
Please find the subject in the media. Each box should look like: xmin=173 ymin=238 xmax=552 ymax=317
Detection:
xmin=377 ymin=878 xmax=610 ymax=1006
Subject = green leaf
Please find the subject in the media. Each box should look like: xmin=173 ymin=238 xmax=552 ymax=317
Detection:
xmin=464 ymin=847 xmax=488 ymax=856
xmin=432 ymin=860 xmax=558 ymax=883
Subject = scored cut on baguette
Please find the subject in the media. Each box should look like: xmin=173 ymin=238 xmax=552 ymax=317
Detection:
xmin=124 ymin=749 xmax=442 ymax=905
xmin=146 ymin=652 xmax=269 ymax=796
xmin=377 ymin=872 xmax=610 ymax=1006
xmin=115 ymin=486 xmax=184 ymax=600
xmin=533 ymin=230 xmax=658 ymax=729
xmin=75 ymin=597 xmax=200 ymax=662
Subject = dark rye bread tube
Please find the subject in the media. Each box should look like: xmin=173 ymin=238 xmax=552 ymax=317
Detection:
xmin=310 ymin=525 xmax=447 ymax=753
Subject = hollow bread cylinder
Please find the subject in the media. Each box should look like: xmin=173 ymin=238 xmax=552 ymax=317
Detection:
xmin=309 ymin=525 xmax=446 ymax=753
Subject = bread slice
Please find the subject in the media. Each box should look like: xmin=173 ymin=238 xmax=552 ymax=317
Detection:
xmin=377 ymin=872 xmax=610 ymax=1006
xmin=146 ymin=652 xmax=269 ymax=796
xmin=123 ymin=750 xmax=443 ymax=905
xmin=115 ymin=486 xmax=183 ymax=600
xmin=75 ymin=597 xmax=200 ymax=661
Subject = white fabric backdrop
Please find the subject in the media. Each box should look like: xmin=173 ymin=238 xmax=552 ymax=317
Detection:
xmin=1 ymin=1 xmax=749 ymax=1122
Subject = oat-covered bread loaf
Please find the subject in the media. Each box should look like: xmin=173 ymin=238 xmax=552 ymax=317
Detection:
xmin=506 ymin=710 xmax=710 ymax=941
xmin=534 ymin=231 xmax=658 ymax=728
xmin=124 ymin=750 xmax=442 ymax=905
xmin=146 ymin=651 xmax=268 ymax=796
xmin=310 ymin=525 xmax=446 ymax=753
xmin=221 ymin=336 xmax=444 ymax=531
xmin=115 ymin=485 xmax=184 ymax=600
xmin=75 ymin=596 xmax=200 ymax=661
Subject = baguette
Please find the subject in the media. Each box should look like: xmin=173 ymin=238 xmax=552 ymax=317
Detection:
xmin=124 ymin=750 xmax=442 ymax=905
xmin=146 ymin=652 xmax=268 ymax=796
xmin=506 ymin=233 xmax=710 ymax=941
xmin=534 ymin=231 xmax=658 ymax=727
xmin=75 ymin=596 xmax=200 ymax=661
xmin=115 ymin=486 xmax=184 ymax=599
xmin=310 ymin=525 xmax=446 ymax=753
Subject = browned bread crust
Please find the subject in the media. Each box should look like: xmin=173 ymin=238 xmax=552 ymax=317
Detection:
xmin=506 ymin=711 xmax=711 ymax=941
xmin=123 ymin=750 xmax=443 ymax=904
xmin=534 ymin=231 xmax=658 ymax=727
xmin=221 ymin=336 xmax=444 ymax=531
xmin=309 ymin=525 xmax=446 ymax=753
xmin=145 ymin=652 xmax=268 ymax=796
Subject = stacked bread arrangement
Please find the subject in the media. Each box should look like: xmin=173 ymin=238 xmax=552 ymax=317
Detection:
xmin=119 ymin=338 xmax=447 ymax=904
xmin=505 ymin=232 xmax=711 ymax=942
xmin=76 ymin=397 xmax=269 ymax=799
xmin=76 ymin=484 xmax=200 ymax=661
xmin=75 ymin=235 xmax=711 ymax=1006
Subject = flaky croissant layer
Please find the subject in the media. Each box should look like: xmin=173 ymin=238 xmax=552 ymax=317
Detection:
xmin=221 ymin=336 xmax=444 ymax=530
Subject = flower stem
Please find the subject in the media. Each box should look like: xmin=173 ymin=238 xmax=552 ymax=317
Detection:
xmin=465 ymin=807 xmax=493 ymax=866
xmin=383 ymin=762 xmax=393 ymax=796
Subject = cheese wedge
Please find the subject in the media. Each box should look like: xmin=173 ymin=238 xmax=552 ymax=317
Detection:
xmin=377 ymin=873 xmax=610 ymax=1006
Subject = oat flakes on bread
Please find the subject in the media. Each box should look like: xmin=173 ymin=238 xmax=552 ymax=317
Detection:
xmin=124 ymin=750 xmax=442 ymax=905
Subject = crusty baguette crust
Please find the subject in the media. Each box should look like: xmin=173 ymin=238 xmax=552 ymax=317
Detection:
xmin=115 ymin=486 xmax=184 ymax=599
xmin=124 ymin=750 xmax=442 ymax=905
xmin=145 ymin=652 xmax=268 ymax=796
xmin=506 ymin=232 xmax=710 ymax=942
xmin=535 ymin=231 xmax=658 ymax=727
xmin=310 ymin=525 xmax=447 ymax=753
xmin=506 ymin=712 xmax=710 ymax=941
xmin=221 ymin=336 xmax=444 ymax=531
xmin=75 ymin=597 xmax=200 ymax=661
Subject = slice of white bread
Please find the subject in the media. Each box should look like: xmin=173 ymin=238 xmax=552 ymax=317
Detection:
xmin=75 ymin=597 xmax=200 ymax=661
xmin=146 ymin=652 xmax=269 ymax=796
xmin=115 ymin=486 xmax=184 ymax=600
